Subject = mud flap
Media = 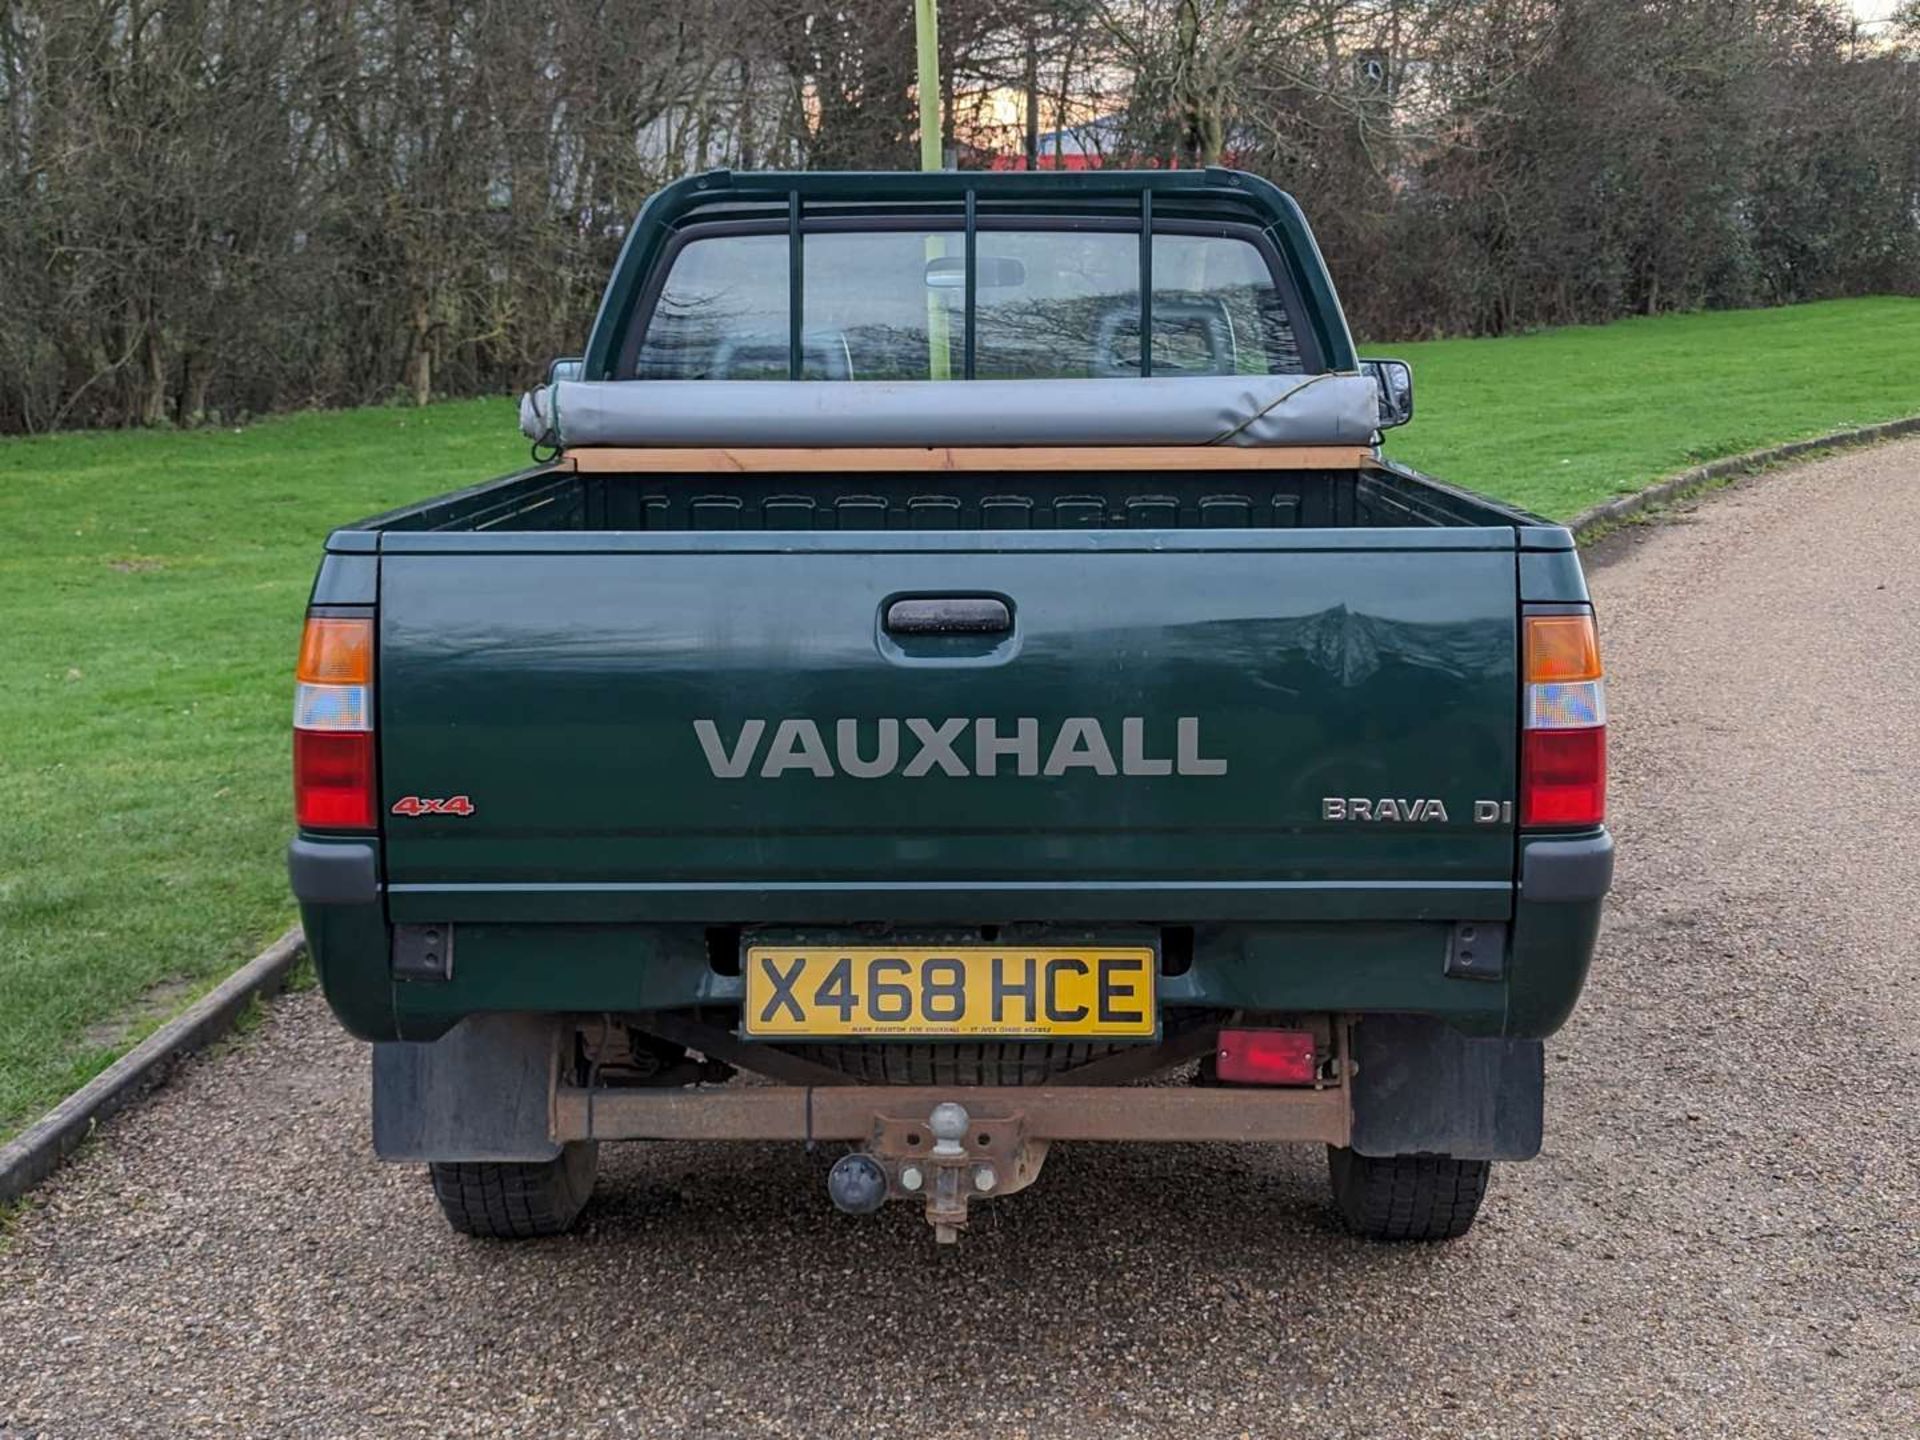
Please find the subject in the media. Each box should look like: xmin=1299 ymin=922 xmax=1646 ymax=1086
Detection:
xmin=1349 ymin=1015 xmax=1544 ymax=1160
xmin=372 ymin=1014 xmax=563 ymax=1162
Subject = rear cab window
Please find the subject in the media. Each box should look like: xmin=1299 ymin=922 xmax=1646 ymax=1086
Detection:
xmin=633 ymin=225 xmax=1309 ymax=381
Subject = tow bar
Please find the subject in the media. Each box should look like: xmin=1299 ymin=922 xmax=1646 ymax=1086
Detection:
xmin=824 ymin=1100 xmax=1051 ymax=1242
xmin=555 ymin=1061 xmax=1355 ymax=1243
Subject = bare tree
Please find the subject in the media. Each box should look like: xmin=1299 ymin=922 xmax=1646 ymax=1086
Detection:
xmin=0 ymin=0 xmax=1913 ymax=432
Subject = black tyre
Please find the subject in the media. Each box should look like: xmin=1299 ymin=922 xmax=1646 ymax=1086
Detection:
xmin=429 ymin=1141 xmax=599 ymax=1239
xmin=1326 ymin=1146 xmax=1490 ymax=1241
xmin=779 ymin=1040 xmax=1127 ymax=1086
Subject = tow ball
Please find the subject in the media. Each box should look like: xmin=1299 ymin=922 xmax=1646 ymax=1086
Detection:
xmin=825 ymin=1100 xmax=1050 ymax=1243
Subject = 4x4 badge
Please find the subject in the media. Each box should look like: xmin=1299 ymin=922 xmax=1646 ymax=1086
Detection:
xmin=391 ymin=795 xmax=475 ymax=817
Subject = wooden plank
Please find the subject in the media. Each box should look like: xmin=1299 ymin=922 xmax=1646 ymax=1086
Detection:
xmin=562 ymin=445 xmax=1374 ymax=475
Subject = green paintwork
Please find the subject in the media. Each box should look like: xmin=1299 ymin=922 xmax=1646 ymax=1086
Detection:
xmin=300 ymin=888 xmax=1605 ymax=1043
xmin=300 ymin=883 xmax=390 ymax=1041
xmin=1504 ymin=889 xmax=1605 ymax=1037
xmin=389 ymin=925 xmax=736 ymax=1042
xmin=294 ymin=170 xmax=1609 ymax=1049
xmin=376 ymin=534 xmax=1522 ymax=916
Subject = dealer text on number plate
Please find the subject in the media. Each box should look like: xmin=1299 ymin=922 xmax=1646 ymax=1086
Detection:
xmin=742 ymin=946 xmax=1157 ymax=1038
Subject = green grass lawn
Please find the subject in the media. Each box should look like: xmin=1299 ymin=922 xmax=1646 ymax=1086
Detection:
xmin=2 ymin=295 xmax=1917 ymax=1140
xmin=0 ymin=401 xmax=525 ymax=1136
xmin=1379 ymin=295 xmax=1920 ymax=517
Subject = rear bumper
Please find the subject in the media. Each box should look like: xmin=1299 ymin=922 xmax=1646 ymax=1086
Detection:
xmin=289 ymin=837 xmax=378 ymax=904
xmin=294 ymin=830 xmax=1611 ymax=1044
xmin=1520 ymin=830 xmax=1614 ymax=902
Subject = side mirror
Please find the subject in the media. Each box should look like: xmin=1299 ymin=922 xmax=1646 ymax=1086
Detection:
xmin=1360 ymin=358 xmax=1414 ymax=428
xmin=548 ymin=356 xmax=585 ymax=384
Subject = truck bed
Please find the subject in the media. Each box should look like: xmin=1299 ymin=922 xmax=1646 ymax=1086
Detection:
xmin=361 ymin=452 xmax=1536 ymax=537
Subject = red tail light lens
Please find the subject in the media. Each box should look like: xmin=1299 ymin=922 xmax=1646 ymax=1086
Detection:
xmin=294 ymin=729 xmax=375 ymax=829
xmin=1521 ymin=726 xmax=1607 ymax=827
xmin=1215 ymin=1028 xmax=1319 ymax=1086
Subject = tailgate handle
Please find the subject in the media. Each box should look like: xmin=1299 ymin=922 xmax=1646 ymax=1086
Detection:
xmin=884 ymin=596 xmax=1012 ymax=635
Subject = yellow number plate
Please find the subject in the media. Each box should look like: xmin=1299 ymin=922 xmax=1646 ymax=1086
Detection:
xmin=742 ymin=946 xmax=1157 ymax=1038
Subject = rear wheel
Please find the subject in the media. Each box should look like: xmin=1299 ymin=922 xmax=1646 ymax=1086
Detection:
xmin=429 ymin=1141 xmax=599 ymax=1239
xmin=1327 ymin=1146 xmax=1490 ymax=1241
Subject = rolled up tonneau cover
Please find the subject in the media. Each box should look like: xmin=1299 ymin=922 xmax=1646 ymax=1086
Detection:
xmin=518 ymin=373 xmax=1382 ymax=450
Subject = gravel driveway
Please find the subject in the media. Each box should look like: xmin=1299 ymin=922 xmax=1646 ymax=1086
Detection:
xmin=4 ymin=441 xmax=1918 ymax=1439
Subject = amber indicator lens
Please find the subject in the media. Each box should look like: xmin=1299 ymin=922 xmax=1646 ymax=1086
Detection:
xmin=1525 ymin=614 xmax=1602 ymax=683
xmin=297 ymin=617 xmax=373 ymax=685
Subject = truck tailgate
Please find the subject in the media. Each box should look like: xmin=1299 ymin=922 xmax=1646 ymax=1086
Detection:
xmin=376 ymin=530 xmax=1518 ymax=924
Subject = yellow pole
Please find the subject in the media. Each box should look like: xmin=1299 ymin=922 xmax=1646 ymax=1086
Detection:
xmin=915 ymin=0 xmax=943 ymax=172
xmin=916 ymin=0 xmax=951 ymax=380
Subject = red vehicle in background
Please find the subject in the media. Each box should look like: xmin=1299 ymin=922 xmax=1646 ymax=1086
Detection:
xmin=983 ymin=116 xmax=1246 ymax=171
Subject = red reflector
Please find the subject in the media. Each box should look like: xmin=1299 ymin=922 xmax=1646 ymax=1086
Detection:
xmin=295 ymin=729 xmax=375 ymax=830
xmin=1522 ymin=726 xmax=1607 ymax=827
xmin=1215 ymin=1029 xmax=1318 ymax=1086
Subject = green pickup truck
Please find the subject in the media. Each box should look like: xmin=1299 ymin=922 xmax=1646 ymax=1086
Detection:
xmin=289 ymin=169 xmax=1611 ymax=1244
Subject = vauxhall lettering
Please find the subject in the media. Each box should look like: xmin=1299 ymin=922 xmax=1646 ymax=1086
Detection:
xmin=693 ymin=716 xmax=1229 ymax=779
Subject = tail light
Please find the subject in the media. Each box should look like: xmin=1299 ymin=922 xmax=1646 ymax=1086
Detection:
xmin=1521 ymin=611 xmax=1606 ymax=827
xmin=294 ymin=615 xmax=374 ymax=829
